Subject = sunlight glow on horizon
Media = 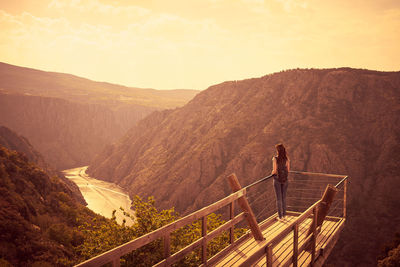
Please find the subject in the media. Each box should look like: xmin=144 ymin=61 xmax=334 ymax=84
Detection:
xmin=0 ymin=0 xmax=399 ymax=90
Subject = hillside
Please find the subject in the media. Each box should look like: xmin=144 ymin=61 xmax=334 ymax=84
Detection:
xmin=0 ymin=125 xmax=86 ymax=205
xmin=0 ymin=126 xmax=47 ymax=169
xmin=0 ymin=138 xmax=238 ymax=266
xmin=88 ymin=68 xmax=400 ymax=265
xmin=0 ymin=144 xmax=94 ymax=266
xmin=0 ymin=62 xmax=199 ymax=109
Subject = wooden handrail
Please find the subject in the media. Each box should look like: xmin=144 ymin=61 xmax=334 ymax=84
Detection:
xmin=75 ymin=188 xmax=247 ymax=267
xmin=76 ymin=171 xmax=348 ymax=267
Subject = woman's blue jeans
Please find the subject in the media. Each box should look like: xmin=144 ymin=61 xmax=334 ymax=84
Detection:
xmin=273 ymin=179 xmax=288 ymax=218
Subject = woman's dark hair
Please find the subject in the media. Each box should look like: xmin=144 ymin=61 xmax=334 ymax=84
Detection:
xmin=275 ymin=143 xmax=288 ymax=164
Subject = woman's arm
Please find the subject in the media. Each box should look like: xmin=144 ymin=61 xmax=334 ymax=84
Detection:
xmin=271 ymin=157 xmax=277 ymax=175
xmin=286 ymin=158 xmax=290 ymax=172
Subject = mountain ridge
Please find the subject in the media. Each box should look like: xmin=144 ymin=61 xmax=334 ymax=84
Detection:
xmin=0 ymin=61 xmax=199 ymax=109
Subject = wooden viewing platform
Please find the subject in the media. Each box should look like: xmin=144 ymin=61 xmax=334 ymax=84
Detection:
xmin=76 ymin=171 xmax=348 ymax=267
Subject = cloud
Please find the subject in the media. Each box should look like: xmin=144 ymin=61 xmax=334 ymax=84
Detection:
xmin=241 ymin=0 xmax=265 ymax=4
xmin=0 ymin=4 xmax=233 ymax=89
xmin=48 ymin=0 xmax=150 ymax=17
xmin=274 ymin=0 xmax=308 ymax=12
xmin=1 ymin=1 xmax=399 ymax=89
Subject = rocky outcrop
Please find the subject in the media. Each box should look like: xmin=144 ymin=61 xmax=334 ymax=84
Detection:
xmin=88 ymin=68 xmax=400 ymax=265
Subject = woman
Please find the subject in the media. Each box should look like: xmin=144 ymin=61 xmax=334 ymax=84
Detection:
xmin=271 ymin=143 xmax=290 ymax=221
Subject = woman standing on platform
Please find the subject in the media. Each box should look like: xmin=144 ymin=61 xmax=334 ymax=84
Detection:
xmin=271 ymin=143 xmax=290 ymax=221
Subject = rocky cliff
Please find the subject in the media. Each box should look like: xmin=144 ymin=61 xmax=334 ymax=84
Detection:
xmin=88 ymin=68 xmax=400 ymax=265
xmin=0 ymin=92 xmax=129 ymax=169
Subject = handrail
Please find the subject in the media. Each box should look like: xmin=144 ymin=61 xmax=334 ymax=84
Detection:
xmin=290 ymin=170 xmax=347 ymax=178
xmin=244 ymin=170 xmax=346 ymax=192
xmin=335 ymin=175 xmax=348 ymax=188
xmin=244 ymin=174 xmax=274 ymax=191
xmin=75 ymin=188 xmax=247 ymax=267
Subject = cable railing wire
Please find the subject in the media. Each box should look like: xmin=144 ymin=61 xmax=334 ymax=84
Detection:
xmin=238 ymin=170 xmax=346 ymax=236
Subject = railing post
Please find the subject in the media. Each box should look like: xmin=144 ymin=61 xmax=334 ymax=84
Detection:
xmin=227 ymin=173 xmax=264 ymax=241
xmin=230 ymin=201 xmax=235 ymax=244
xmin=164 ymin=234 xmax=171 ymax=266
xmin=202 ymin=216 xmax=207 ymax=265
xmin=343 ymin=178 xmax=348 ymax=218
xmin=112 ymin=257 xmax=120 ymax=267
xmin=293 ymin=224 xmax=298 ymax=267
xmin=311 ymin=207 xmax=318 ymax=265
xmin=306 ymin=184 xmax=337 ymax=236
xmin=266 ymin=243 xmax=273 ymax=267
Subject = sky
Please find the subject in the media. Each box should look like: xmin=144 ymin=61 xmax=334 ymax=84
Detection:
xmin=0 ymin=0 xmax=399 ymax=90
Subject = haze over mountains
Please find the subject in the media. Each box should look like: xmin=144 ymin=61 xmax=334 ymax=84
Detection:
xmin=0 ymin=62 xmax=198 ymax=169
xmin=88 ymin=68 xmax=400 ymax=265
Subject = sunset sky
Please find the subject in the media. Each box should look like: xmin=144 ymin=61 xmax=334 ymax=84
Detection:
xmin=1 ymin=0 xmax=399 ymax=90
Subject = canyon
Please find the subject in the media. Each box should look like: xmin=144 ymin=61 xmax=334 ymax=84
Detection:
xmin=88 ymin=68 xmax=400 ymax=265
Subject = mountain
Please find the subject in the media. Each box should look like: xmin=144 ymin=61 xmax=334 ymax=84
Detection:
xmin=88 ymin=68 xmax=400 ymax=265
xmin=0 ymin=62 xmax=199 ymax=109
xmin=0 ymin=125 xmax=86 ymax=205
xmin=0 ymin=62 xmax=199 ymax=169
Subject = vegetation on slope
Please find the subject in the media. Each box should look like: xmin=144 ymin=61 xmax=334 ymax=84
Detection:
xmin=0 ymin=145 xmax=243 ymax=266
xmin=378 ymin=233 xmax=400 ymax=266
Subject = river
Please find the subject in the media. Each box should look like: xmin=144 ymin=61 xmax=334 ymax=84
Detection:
xmin=62 ymin=166 xmax=135 ymax=226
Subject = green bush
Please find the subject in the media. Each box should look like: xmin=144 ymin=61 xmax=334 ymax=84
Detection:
xmin=48 ymin=223 xmax=72 ymax=247
xmin=378 ymin=244 xmax=400 ymax=267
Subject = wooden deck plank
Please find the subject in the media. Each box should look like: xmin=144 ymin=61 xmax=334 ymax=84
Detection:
xmin=296 ymin=219 xmax=340 ymax=267
xmin=216 ymin=215 xmax=290 ymax=266
xmin=215 ymin=214 xmax=343 ymax=267
xmin=254 ymin=218 xmax=313 ymax=267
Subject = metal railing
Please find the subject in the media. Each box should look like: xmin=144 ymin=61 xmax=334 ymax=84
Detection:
xmin=238 ymin=171 xmax=348 ymax=266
